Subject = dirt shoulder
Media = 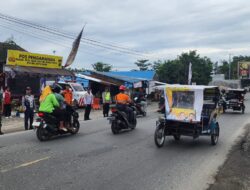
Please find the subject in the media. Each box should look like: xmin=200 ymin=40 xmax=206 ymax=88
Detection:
xmin=208 ymin=125 xmax=250 ymax=190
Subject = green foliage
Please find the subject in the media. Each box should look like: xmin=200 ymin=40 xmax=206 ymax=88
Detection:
xmin=217 ymin=61 xmax=229 ymax=79
xmin=217 ymin=56 xmax=250 ymax=79
xmin=155 ymin=50 xmax=213 ymax=85
xmin=135 ymin=59 xmax=151 ymax=71
xmin=92 ymin=62 xmax=112 ymax=72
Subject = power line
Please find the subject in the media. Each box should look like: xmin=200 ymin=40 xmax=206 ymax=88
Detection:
xmin=0 ymin=12 xmax=150 ymax=58
xmin=0 ymin=22 xmax=142 ymax=65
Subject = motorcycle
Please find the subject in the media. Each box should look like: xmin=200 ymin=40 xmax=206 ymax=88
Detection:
xmin=107 ymin=104 xmax=137 ymax=134
xmin=134 ymin=97 xmax=147 ymax=117
xmin=33 ymin=106 xmax=80 ymax=141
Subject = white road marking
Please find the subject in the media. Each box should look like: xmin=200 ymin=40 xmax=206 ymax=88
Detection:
xmin=1 ymin=156 xmax=50 ymax=173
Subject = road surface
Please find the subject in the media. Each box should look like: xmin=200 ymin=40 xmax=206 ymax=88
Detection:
xmin=1 ymin=98 xmax=249 ymax=190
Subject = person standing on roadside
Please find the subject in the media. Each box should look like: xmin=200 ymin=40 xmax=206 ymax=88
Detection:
xmin=102 ymin=87 xmax=111 ymax=117
xmin=22 ymin=86 xmax=36 ymax=130
xmin=83 ymin=88 xmax=93 ymax=120
xmin=3 ymin=87 xmax=11 ymax=118
xmin=0 ymin=89 xmax=3 ymax=135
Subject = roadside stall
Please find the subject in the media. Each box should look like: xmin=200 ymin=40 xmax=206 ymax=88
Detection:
xmin=5 ymin=50 xmax=74 ymax=115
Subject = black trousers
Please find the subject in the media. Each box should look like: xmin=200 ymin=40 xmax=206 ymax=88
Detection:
xmin=24 ymin=109 xmax=34 ymax=130
xmin=4 ymin=104 xmax=11 ymax=117
xmin=84 ymin=104 xmax=92 ymax=120
xmin=116 ymin=104 xmax=133 ymax=122
xmin=103 ymin=103 xmax=110 ymax=116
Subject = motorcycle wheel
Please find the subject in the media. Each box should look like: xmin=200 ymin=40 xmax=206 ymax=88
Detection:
xmin=70 ymin=120 xmax=80 ymax=135
xmin=36 ymin=127 xmax=49 ymax=141
xmin=154 ymin=123 xmax=165 ymax=148
xmin=173 ymin=134 xmax=181 ymax=141
xmin=242 ymin=107 xmax=245 ymax=114
xmin=211 ymin=123 xmax=220 ymax=145
xmin=131 ymin=118 xmax=137 ymax=130
xmin=111 ymin=122 xmax=120 ymax=134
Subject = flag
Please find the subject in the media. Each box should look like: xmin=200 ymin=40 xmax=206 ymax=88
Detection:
xmin=64 ymin=28 xmax=84 ymax=67
xmin=188 ymin=62 xmax=192 ymax=85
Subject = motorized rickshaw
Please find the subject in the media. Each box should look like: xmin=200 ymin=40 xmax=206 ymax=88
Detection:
xmin=220 ymin=88 xmax=246 ymax=114
xmin=154 ymin=85 xmax=220 ymax=148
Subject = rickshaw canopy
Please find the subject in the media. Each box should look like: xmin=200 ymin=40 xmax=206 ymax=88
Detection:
xmin=164 ymin=84 xmax=219 ymax=122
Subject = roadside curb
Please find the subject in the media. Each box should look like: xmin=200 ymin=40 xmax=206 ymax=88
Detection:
xmin=208 ymin=124 xmax=250 ymax=190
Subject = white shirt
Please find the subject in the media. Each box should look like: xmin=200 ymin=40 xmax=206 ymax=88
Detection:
xmin=84 ymin=92 xmax=93 ymax=105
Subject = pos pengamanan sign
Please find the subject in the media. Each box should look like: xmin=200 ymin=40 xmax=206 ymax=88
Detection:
xmin=6 ymin=50 xmax=63 ymax=69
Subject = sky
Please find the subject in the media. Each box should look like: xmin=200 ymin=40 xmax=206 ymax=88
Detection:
xmin=1 ymin=0 xmax=250 ymax=70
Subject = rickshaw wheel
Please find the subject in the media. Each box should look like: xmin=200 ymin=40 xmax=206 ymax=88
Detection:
xmin=173 ymin=134 xmax=181 ymax=141
xmin=154 ymin=123 xmax=165 ymax=148
xmin=211 ymin=123 xmax=220 ymax=145
xmin=242 ymin=107 xmax=245 ymax=114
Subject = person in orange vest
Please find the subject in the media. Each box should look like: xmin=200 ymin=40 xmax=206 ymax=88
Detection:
xmin=63 ymin=85 xmax=73 ymax=105
xmin=3 ymin=87 xmax=12 ymax=118
xmin=115 ymin=85 xmax=133 ymax=122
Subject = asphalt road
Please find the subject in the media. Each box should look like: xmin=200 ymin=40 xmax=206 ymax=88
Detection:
xmin=1 ymin=97 xmax=250 ymax=190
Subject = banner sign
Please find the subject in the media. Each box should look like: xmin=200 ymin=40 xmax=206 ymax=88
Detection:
xmin=239 ymin=61 xmax=250 ymax=77
xmin=165 ymin=86 xmax=203 ymax=122
xmin=7 ymin=50 xmax=63 ymax=69
xmin=133 ymin=81 xmax=142 ymax=88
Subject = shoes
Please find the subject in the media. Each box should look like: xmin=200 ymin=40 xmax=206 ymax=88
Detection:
xmin=60 ymin=127 xmax=68 ymax=132
xmin=0 ymin=131 xmax=4 ymax=135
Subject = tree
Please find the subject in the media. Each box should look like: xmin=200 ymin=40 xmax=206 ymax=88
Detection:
xmin=92 ymin=62 xmax=112 ymax=72
xmin=155 ymin=50 xmax=213 ymax=85
xmin=217 ymin=60 xmax=229 ymax=79
xmin=134 ymin=59 xmax=151 ymax=71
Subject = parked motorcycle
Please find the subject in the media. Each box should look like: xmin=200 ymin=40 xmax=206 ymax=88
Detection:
xmin=108 ymin=104 xmax=137 ymax=134
xmin=33 ymin=107 xmax=80 ymax=141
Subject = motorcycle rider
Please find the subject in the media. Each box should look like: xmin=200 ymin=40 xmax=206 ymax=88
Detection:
xmin=134 ymin=88 xmax=147 ymax=113
xmin=39 ymin=86 xmax=67 ymax=132
xmin=115 ymin=85 xmax=134 ymax=123
xmin=220 ymin=89 xmax=227 ymax=112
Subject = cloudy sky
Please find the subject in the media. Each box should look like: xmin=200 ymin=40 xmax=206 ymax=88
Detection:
xmin=1 ymin=0 xmax=250 ymax=70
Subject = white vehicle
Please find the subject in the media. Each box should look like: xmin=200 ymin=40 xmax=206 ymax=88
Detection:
xmin=58 ymin=82 xmax=87 ymax=107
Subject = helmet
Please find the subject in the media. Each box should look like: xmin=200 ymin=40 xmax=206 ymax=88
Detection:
xmin=51 ymin=84 xmax=62 ymax=93
xmin=119 ymin=85 xmax=126 ymax=91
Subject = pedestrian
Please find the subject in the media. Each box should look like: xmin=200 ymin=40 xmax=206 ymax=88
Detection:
xmin=22 ymin=86 xmax=36 ymax=130
xmin=83 ymin=88 xmax=93 ymax=120
xmin=3 ymin=87 xmax=12 ymax=118
xmin=0 ymin=89 xmax=3 ymax=135
xmin=63 ymin=85 xmax=73 ymax=105
xmin=102 ymin=87 xmax=111 ymax=117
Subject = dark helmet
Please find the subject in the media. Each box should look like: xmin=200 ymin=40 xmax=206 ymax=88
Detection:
xmin=51 ymin=84 xmax=61 ymax=93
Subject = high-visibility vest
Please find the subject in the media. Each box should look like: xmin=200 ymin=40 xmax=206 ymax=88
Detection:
xmin=104 ymin=92 xmax=111 ymax=101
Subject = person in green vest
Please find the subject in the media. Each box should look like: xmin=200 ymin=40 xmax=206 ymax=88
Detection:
xmin=102 ymin=87 xmax=112 ymax=117
xmin=39 ymin=86 xmax=67 ymax=132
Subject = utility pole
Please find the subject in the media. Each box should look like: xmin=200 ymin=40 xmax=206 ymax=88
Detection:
xmin=229 ymin=53 xmax=232 ymax=80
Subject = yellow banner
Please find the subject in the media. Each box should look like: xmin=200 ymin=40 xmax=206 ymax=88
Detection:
xmin=7 ymin=50 xmax=63 ymax=69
